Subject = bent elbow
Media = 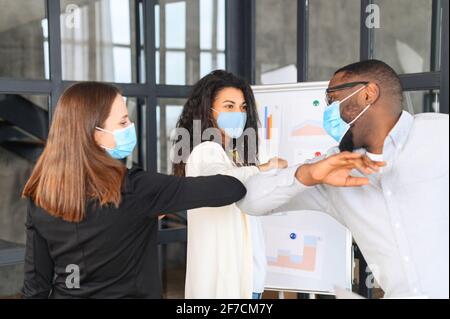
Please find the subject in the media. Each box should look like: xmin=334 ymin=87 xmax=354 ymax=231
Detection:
xmin=237 ymin=198 xmax=272 ymax=216
xmin=229 ymin=176 xmax=247 ymax=202
xmin=218 ymin=175 xmax=247 ymax=203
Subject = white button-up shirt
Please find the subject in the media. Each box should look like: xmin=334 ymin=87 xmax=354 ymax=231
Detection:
xmin=238 ymin=111 xmax=449 ymax=298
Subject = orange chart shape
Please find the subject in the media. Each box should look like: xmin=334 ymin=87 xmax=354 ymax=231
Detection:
xmin=291 ymin=121 xmax=327 ymax=137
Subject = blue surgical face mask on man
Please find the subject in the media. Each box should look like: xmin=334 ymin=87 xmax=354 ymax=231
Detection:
xmin=323 ymin=85 xmax=371 ymax=142
xmin=95 ymin=123 xmax=137 ymax=159
xmin=213 ymin=109 xmax=247 ymax=139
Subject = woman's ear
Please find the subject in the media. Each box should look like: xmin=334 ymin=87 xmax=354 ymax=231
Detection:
xmin=211 ymin=107 xmax=220 ymax=123
xmin=94 ymin=129 xmax=104 ymax=147
xmin=94 ymin=129 xmax=115 ymax=149
xmin=94 ymin=129 xmax=103 ymax=145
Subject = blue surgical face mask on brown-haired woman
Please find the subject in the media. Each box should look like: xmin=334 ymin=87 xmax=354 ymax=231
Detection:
xmin=95 ymin=123 xmax=137 ymax=159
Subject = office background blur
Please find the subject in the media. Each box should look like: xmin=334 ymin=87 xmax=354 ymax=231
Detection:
xmin=0 ymin=0 xmax=448 ymax=298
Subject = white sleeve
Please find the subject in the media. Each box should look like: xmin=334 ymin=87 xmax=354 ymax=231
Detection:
xmin=186 ymin=142 xmax=260 ymax=182
xmin=237 ymin=165 xmax=332 ymax=217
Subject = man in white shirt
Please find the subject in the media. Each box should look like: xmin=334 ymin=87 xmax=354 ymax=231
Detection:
xmin=238 ymin=60 xmax=449 ymax=298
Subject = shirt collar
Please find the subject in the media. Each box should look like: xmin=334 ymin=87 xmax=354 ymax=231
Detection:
xmin=356 ymin=111 xmax=414 ymax=160
xmin=385 ymin=110 xmax=414 ymax=150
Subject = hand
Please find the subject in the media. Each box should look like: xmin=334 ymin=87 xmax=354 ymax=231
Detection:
xmin=295 ymin=152 xmax=386 ymax=187
xmin=258 ymin=157 xmax=288 ymax=172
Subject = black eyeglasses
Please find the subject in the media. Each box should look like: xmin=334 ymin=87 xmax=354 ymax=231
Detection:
xmin=325 ymin=81 xmax=369 ymax=106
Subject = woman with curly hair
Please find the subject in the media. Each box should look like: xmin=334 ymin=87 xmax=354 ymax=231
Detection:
xmin=173 ymin=70 xmax=287 ymax=299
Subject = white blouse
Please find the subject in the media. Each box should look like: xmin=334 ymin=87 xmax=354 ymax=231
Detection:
xmin=184 ymin=141 xmax=262 ymax=299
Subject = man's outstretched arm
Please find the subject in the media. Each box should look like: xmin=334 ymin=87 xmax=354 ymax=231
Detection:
xmin=238 ymin=152 xmax=384 ymax=216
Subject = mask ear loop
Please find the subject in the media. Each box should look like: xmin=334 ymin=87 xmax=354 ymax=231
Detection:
xmin=95 ymin=127 xmax=114 ymax=150
xmin=340 ymin=85 xmax=367 ymax=104
xmin=211 ymin=109 xmax=221 ymax=130
xmin=348 ymin=104 xmax=372 ymax=126
xmin=340 ymin=85 xmax=371 ymax=126
xmin=95 ymin=126 xmax=113 ymax=134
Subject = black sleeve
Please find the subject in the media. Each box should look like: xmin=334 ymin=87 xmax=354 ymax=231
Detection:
xmin=132 ymin=171 xmax=247 ymax=217
xmin=22 ymin=204 xmax=54 ymax=299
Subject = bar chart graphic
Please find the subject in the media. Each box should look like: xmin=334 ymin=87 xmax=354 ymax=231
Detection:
xmin=265 ymin=227 xmax=323 ymax=277
xmin=263 ymin=106 xmax=273 ymax=140
xmin=290 ymin=120 xmax=328 ymax=137
xmin=267 ymin=235 xmax=319 ymax=271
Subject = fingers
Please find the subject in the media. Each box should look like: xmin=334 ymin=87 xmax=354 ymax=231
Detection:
xmin=269 ymin=157 xmax=289 ymax=169
xmin=279 ymin=159 xmax=288 ymax=169
xmin=344 ymin=176 xmax=369 ymax=187
xmin=332 ymin=152 xmax=386 ymax=174
xmin=329 ymin=152 xmax=363 ymax=167
xmin=362 ymin=155 xmax=386 ymax=169
xmin=344 ymin=160 xmax=377 ymax=175
xmin=339 ymin=151 xmax=364 ymax=160
xmin=340 ymin=162 xmax=376 ymax=177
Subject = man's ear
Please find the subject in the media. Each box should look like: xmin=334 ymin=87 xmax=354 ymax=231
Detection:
xmin=363 ymin=82 xmax=380 ymax=105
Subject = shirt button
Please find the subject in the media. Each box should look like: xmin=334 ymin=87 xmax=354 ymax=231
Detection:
xmin=394 ymin=222 xmax=401 ymax=229
xmin=386 ymin=190 xmax=393 ymax=196
xmin=404 ymin=256 xmax=410 ymax=263
xmin=413 ymin=288 xmax=419 ymax=294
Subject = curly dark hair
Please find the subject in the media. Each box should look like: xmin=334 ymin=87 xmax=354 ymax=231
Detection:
xmin=173 ymin=70 xmax=260 ymax=177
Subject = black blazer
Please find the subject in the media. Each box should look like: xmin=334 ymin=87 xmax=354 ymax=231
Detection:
xmin=22 ymin=167 xmax=246 ymax=299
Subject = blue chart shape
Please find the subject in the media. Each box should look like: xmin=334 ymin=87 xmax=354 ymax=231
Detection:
xmin=304 ymin=235 xmax=319 ymax=247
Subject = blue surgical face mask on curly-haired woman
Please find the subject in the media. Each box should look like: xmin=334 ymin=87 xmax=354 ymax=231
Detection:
xmin=212 ymin=108 xmax=247 ymax=139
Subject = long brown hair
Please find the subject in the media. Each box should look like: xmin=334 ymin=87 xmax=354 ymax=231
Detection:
xmin=22 ymin=82 xmax=127 ymax=222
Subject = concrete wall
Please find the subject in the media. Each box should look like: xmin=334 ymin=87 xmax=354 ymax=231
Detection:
xmin=0 ymin=148 xmax=31 ymax=245
xmin=255 ymin=0 xmax=433 ymax=82
xmin=0 ymin=17 xmax=46 ymax=79
xmin=0 ymin=147 xmax=30 ymax=297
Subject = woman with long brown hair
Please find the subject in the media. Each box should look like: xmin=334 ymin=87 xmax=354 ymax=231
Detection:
xmin=21 ymin=82 xmax=246 ymax=298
